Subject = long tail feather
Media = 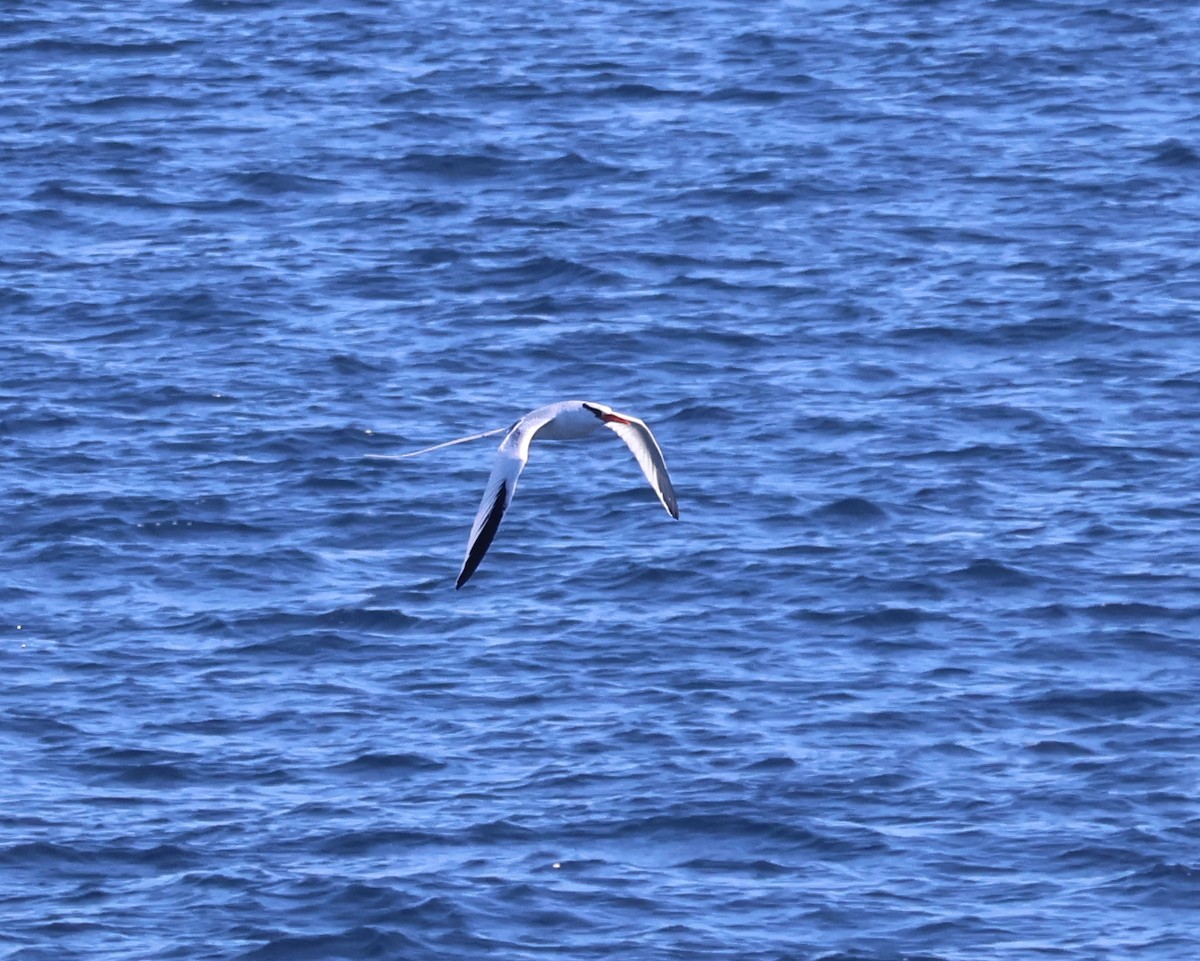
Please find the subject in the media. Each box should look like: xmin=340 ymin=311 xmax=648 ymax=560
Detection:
xmin=363 ymin=426 xmax=506 ymax=461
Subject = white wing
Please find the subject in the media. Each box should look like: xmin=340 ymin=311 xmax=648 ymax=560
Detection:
xmin=455 ymin=406 xmax=562 ymax=589
xmin=456 ymin=444 xmax=526 ymax=589
xmin=603 ymin=414 xmax=680 ymax=519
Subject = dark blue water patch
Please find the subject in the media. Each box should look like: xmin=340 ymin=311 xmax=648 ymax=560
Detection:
xmin=702 ymin=86 xmax=791 ymax=105
xmin=594 ymin=81 xmax=682 ymax=101
xmin=945 ymin=559 xmax=1036 ymax=588
xmin=400 ymin=246 xmax=466 ymax=268
xmin=676 ymin=856 xmax=791 ymax=878
xmin=330 ymin=752 xmax=447 ymax=775
xmin=394 ymin=151 xmax=519 ymax=181
xmin=0 ymin=840 xmax=92 ymax=869
xmin=468 ymin=255 xmax=627 ymax=293
xmin=1025 ymin=739 xmax=1095 ymax=758
xmin=29 ymin=180 xmax=177 ymax=210
xmin=236 ymin=925 xmax=423 ymax=961
xmin=460 ymin=819 xmax=540 ymax=845
xmin=1016 ymin=688 xmax=1169 ymax=723
xmin=224 ymin=628 xmax=412 ymax=660
xmin=2 ymin=838 xmax=203 ymax=874
xmin=318 ymin=889 xmax=478 ymax=945
xmin=1144 ymin=138 xmax=1200 ymax=168
xmin=3 ymin=37 xmax=188 ymax=58
xmin=812 ymin=496 xmax=888 ymax=524
xmin=71 ymin=93 xmax=199 ymax=115
xmin=225 ymin=170 xmax=341 ymax=195
xmin=741 ymin=755 xmax=798 ymax=772
xmin=674 ymin=183 xmax=812 ymax=209
xmin=1121 ymin=862 xmax=1200 ymax=910
xmin=844 ymin=606 xmax=940 ymax=630
xmin=1085 ymin=601 xmax=1198 ymax=623
xmin=542 ymin=150 xmax=626 ymax=179
xmin=464 ymin=80 xmax=550 ymax=103
xmin=104 ymin=761 xmax=199 ymax=787
xmin=314 ymin=829 xmax=447 ymax=858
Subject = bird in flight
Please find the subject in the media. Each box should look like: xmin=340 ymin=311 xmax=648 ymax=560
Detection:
xmin=377 ymin=400 xmax=679 ymax=588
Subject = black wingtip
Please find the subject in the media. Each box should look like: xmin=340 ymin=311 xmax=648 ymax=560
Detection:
xmin=663 ymin=489 xmax=679 ymax=520
xmin=454 ymin=481 xmax=508 ymax=589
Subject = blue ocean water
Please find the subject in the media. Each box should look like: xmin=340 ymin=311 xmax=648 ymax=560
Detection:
xmin=3 ymin=1 xmax=1199 ymax=958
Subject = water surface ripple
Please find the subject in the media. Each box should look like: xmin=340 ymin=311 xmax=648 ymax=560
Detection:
xmin=3 ymin=3 xmax=1199 ymax=960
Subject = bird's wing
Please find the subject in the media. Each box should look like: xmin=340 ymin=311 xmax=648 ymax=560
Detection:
xmin=455 ymin=405 xmax=569 ymax=589
xmin=603 ymin=414 xmax=680 ymax=519
xmin=456 ymin=442 xmax=527 ymax=589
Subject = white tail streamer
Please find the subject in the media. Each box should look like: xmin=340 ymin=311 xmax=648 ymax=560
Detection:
xmin=363 ymin=426 xmax=507 ymax=461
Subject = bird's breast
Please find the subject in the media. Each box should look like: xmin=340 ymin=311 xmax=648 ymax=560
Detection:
xmin=534 ymin=421 xmax=602 ymax=441
xmin=533 ymin=408 xmax=604 ymax=441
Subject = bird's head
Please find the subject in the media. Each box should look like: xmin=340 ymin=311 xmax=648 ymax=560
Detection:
xmin=582 ymin=402 xmax=631 ymax=425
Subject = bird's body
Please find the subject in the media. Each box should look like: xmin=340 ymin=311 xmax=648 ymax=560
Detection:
xmin=455 ymin=400 xmax=678 ymax=588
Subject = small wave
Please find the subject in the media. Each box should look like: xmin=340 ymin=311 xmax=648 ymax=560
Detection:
xmin=1085 ymin=600 xmax=1195 ymax=622
xmin=812 ymin=496 xmax=888 ymax=523
xmin=473 ymin=255 xmax=625 ymax=291
xmin=32 ymin=181 xmax=171 ymax=209
xmin=742 ymin=755 xmax=798 ymax=771
xmin=539 ymin=151 xmax=624 ymax=178
xmin=316 ymin=829 xmax=445 ymax=856
xmin=225 ymin=170 xmax=339 ymax=195
xmin=331 ymin=752 xmax=446 ymax=774
xmin=946 ymin=558 xmax=1035 ymax=587
xmin=600 ymin=82 xmax=683 ymax=100
xmin=73 ymin=93 xmax=196 ymax=113
xmin=676 ymin=856 xmax=790 ymax=875
xmin=461 ymin=819 xmax=539 ymax=843
xmin=236 ymin=925 xmax=421 ymax=961
xmin=847 ymin=606 xmax=929 ymax=628
xmin=1025 ymin=739 xmax=1094 ymax=757
xmin=702 ymin=86 xmax=789 ymax=104
xmin=11 ymin=38 xmax=185 ymax=57
xmin=396 ymin=151 xmax=516 ymax=180
xmin=675 ymin=184 xmax=802 ymax=208
xmin=588 ymin=812 xmax=823 ymax=847
xmin=465 ymin=80 xmax=548 ymax=102
xmin=1018 ymin=687 xmax=1167 ymax=721
xmin=1145 ymin=138 xmax=1200 ymax=168
xmin=0 ymin=841 xmax=88 ymax=867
